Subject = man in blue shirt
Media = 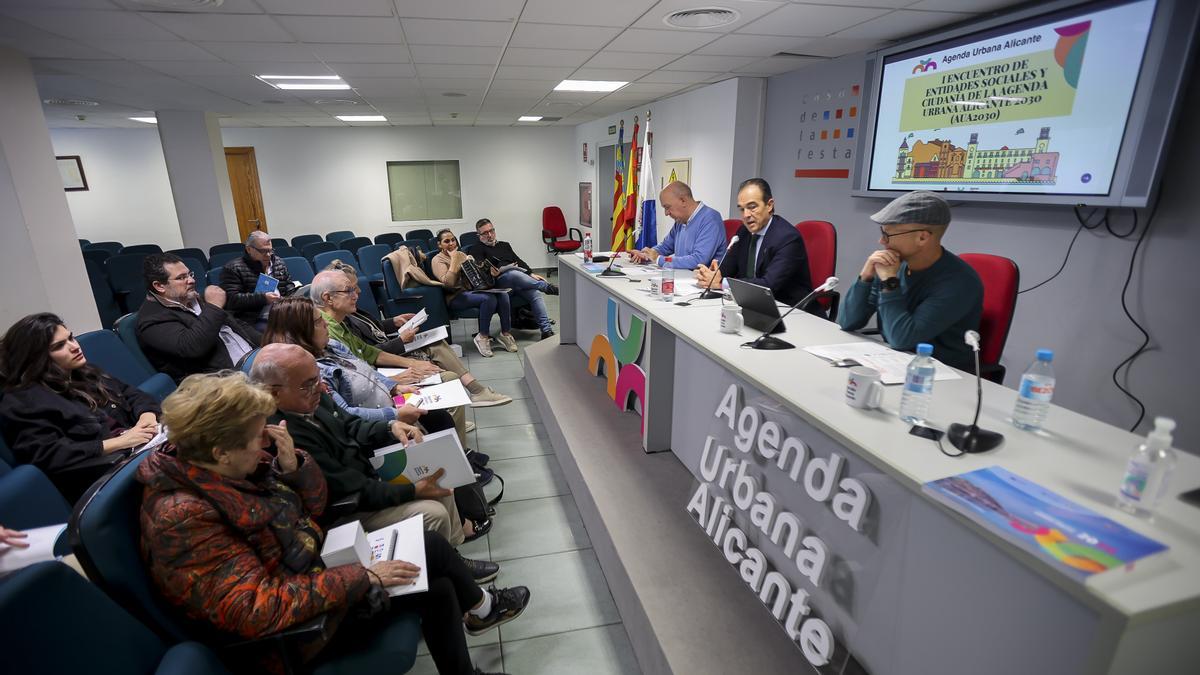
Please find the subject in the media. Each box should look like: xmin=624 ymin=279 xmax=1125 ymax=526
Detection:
xmin=838 ymin=191 xmax=983 ymax=371
xmin=630 ymin=181 xmax=724 ymax=269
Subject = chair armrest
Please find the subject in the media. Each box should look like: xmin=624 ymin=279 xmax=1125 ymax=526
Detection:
xmin=222 ymin=613 xmax=334 ymax=675
xmin=541 ymin=230 xmax=554 ymax=243
xmin=568 ymin=227 xmax=583 ymax=242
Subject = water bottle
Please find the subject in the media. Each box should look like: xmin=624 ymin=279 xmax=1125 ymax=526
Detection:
xmin=660 ymin=259 xmax=675 ymax=301
xmin=583 ymin=233 xmax=593 ymax=263
xmin=898 ymin=343 xmax=936 ymax=425
xmin=1012 ymin=349 xmax=1055 ymax=431
xmin=1116 ymin=417 xmax=1178 ymax=517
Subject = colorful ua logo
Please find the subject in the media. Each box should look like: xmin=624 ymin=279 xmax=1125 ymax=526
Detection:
xmin=912 ymin=59 xmax=937 ymax=74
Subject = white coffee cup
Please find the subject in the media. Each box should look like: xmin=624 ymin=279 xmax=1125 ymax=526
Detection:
xmin=720 ymin=305 xmax=743 ymax=333
xmin=845 ymin=367 xmax=884 ymax=409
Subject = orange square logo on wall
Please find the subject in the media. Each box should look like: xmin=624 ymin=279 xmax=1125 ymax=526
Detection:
xmin=820 ymin=130 xmax=828 ymax=140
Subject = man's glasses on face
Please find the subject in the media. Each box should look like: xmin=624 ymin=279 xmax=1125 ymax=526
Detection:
xmin=879 ymin=227 xmax=928 ymax=243
xmin=331 ymin=287 xmax=359 ymax=296
xmin=251 ymin=246 xmax=273 ymax=255
xmin=171 ymin=271 xmax=195 ymax=282
xmin=479 ymin=228 xmax=495 ymax=237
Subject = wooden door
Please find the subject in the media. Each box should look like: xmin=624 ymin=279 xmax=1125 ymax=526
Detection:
xmin=225 ymin=147 xmax=267 ymax=240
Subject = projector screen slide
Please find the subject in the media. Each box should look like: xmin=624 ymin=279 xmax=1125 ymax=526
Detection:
xmin=867 ymin=0 xmax=1157 ymax=197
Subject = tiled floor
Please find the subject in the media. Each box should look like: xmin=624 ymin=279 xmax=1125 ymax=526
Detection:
xmin=408 ymin=285 xmax=643 ymax=675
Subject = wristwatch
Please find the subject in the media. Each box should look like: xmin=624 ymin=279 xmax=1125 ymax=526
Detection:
xmin=881 ymin=276 xmax=900 ymax=292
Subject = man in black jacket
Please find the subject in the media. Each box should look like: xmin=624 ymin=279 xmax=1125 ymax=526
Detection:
xmin=466 ymin=218 xmax=558 ymax=340
xmin=220 ymin=230 xmax=294 ymax=329
xmin=136 ymin=253 xmax=262 ymax=383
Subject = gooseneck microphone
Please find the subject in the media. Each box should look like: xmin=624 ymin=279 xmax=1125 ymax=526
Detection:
xmin=947 ymin=330 xmax=1004 ymax=453
xmin=599 ymin=226 xmax=641 ymax=277
xmin=693 ymin=235 xmax=738 ymax=302
xmin=743 ymin=276 xmax=839 ymax=350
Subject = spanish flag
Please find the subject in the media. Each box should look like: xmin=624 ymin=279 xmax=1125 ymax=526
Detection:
xmin=612 ymin=116 xmax=640 ymax=251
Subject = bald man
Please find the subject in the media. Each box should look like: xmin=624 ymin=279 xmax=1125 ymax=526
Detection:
xmin=629 ymin=181 xmax=725 ymax=269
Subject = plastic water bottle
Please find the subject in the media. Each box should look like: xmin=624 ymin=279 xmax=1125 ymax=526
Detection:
xmin=1012 ymin=349 xmax=1055 ymax=431
xmin=582 ymin=233 xmax=593 ymax=263
xmin=660 ymin=258 xmax=675 ymax=301
xmin=898 ymin=343 xmax=936 ymax=425
xmin=1117 ymin=417 xmax=1178 ymax=517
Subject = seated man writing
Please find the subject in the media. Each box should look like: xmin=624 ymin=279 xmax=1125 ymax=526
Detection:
xmin=219 ymin=230 xmax=295 ymax=331
xmin=694 ymin=178 xmax=815 ymax=308
xmin=837 ymin=190 xmax=983 ymax=371
xmin=629 ymin=181 xmax=725 ymax=270
xmin=466 ymin=218 xmax=559 ymax=340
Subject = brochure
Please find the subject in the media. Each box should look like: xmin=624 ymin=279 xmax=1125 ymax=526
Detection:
xmin=254 ymin=273 xmax=279 ymax=294
xmin=370 ymin=427 xmax=475 ymax=490
xmin=395 ymin=379 xmax=470 ymax=411
xmin=366 ymin=515 xmax=428 ymax=597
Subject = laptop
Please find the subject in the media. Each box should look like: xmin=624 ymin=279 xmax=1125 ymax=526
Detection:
xmin=727 ymin=278 xmax=785 ymax=334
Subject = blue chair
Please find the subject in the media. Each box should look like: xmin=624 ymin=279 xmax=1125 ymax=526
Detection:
xmin=381 ymin=258 xmax=449 ymax=331
xmin=85 ymin=241 xmax=123 ymax=256
xmin=207 ymin=268 xmax=222 ymax=286
xmin=208 ymin=242 xmax=243 ymax=257
xmin=326 ymin=230 xmax=355 ymax=244
xmin=407 ymin=228 xmax=434 ymax=241
xmin=405 ymin=237 xmax=433 ymax=254
xmin=120 ymin=244 xmax=162 ymax=254
xmin=86 ymin=258 xmax=124 ymax=329
xmin=270 ymin=237 xmax=289 ymax=249
xmin=374 ymin=232 xmax=404 ymax=248
xmin=83 ymin=248 xmax=114 ymax=265
xmin=341 ymin=236 xmax=371 ymax=256
xmin=1 ymin=562 xmax=232 ymax=675
xmin=459 ymin=231 xmax=481 ymax=251
xmin=357 ymin=244 xmax=390 ymax=283
xmin=313 ymin=250 xmax=356 ymax=273
xmin=291 ymin=234 xmax=323 ymax=250
xmin=239 ymin=347 xmax=260 ymax=374
xmin=282 ymin=256 xmax=315 ymax=286
xmin=178 ymin=257 xmax=208 ymax=293
xmin=0 ymin=464 xmax=71 ymax=531
xmin=77 ymin=329 xmax=175 ymax=402
xmin=114 ymin=313 xmax=164 ymax=382
xmin=274 ymin=245 xmax=300 ymax=259
xmin=356 ymin=275 xmax=380 ymax=316
xmin=79 ymin=238 xmax=91 ymax=247
xmin=105 ymin=253 xmax=150 ymax=313
xmin=207 ymin=251 xmax=240 ymax=269
xmin=302 ymin=241 xmax=337 ymax=262
xmin=166 ymin=248 xmax=209 ymax=269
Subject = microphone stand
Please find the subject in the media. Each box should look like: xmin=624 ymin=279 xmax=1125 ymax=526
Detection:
xmin=683 ymin=237 xmax=738 ymax=305
xmin=743 ymin=285 xmax=830 ymax=350
xmin=947 ymin=348 xmax=1004 ymax=453
xmin=598 ymin=225 xmax=639 ymax=277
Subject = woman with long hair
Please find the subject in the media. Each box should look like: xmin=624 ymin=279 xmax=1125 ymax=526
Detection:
xmin=429 ymin=229 xmax=516 ymax=358
xmin=0 ymin=312 xmax=160 ymax=501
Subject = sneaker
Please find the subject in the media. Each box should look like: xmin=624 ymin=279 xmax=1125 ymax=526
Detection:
xmin=540 ymin=328 xmax=556 ymax=341
xmin=473 ymin=333 xmax=493 ymax=357
xmin=496 ymin=333 xmax=518 ymax=353
xmin=460 ymin=555 xmax=499 ymax=584
xmin=469 ymin=387 xmax=512 ymax=408
xmin=544 ymin=283 xmax=559 ymax=296
xmin=465 ymin=420 xmax=476 ymax=433
xmin=465 ymin=586 xmax=531 ymax=636
xmin=462 ymin=517 xmax=492 ymax=543
xmin=467 ymin=449 xmax=490 ymax=465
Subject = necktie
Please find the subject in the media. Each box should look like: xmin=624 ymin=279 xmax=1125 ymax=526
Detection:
xmin=746 ymin=234 xmax=761 ymax=275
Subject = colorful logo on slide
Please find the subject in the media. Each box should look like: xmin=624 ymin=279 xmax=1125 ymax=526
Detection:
xmin=1053 ymin=20 xmax=1091 ymax=89
xmin=912 ymin=58 xmax=937 ymax=74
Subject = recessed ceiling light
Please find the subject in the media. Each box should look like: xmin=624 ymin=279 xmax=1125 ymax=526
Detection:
xmin=274 ymin=83 xmax=352 ymax=90
xmin=663 ymin=7 xmax=740 ymax=29
xmin=130 ymin=117 xmax=157 ymax=124
xmin=257 ymin=75 xmax=341 ymax=80
xmin=518 ymin=115 xmax=543 ymax=122
xmin=554 ymin=80 xmax=628 ymax=93
xmin=316 ymin=99 xmax=359 ymax=106
xmin=336 ymin=115 xmax=387 ymax=122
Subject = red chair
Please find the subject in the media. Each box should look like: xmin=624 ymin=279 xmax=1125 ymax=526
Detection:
xmin=794 ymin=220 xmax=839 ymax=320
xmin=959 ymin=253 xmax=1019 ymax=384
xmin=723 ymin=219 xmax=741 ymax=244
xmin=542 ymin=206 xmax=582 ymax=254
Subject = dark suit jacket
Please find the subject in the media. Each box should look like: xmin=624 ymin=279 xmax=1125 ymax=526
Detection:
xmin=719 ymin=215 xmax=815 ymax=308
xmin=136 ymin=294 xmax=262 ymax=383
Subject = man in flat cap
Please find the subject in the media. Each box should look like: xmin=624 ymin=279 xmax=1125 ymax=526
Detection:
xmin=838 ymin=191 xmax=982 ymax=371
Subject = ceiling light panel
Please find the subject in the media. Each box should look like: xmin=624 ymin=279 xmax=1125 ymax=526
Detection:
xmin=554 ymin=79 xmax=628 ymax=93
xmin=335 ymin=115 xmax=388 ymax=121
xmin=255 ymin=0 xmax=396 ymax=17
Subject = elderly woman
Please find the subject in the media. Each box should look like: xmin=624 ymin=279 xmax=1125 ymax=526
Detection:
xmin=138 ymin=372 xmax=528 ymax=675
xmin=0 ymin=312 xmax=160 ymax=502
xmin=429 ymin=229 xmax=516 ymax=358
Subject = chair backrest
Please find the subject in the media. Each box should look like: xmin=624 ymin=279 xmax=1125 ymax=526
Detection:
xmin=723 ymin=219 xmax=741 ymax=243
xmin=105 ymin=253 xmax=151 ymax=312
xmin=282 ymin=256 xmax=315 ymax=285
xmin=113 ymin=312 xmax=157 ymax=374
xmin=240 ymin=347 xmax=261 ymax=374
xmin=291 ymin=234 xmax=323 ymax=249
xmin=357 ymin=244 xmax=390 ymax=278
xmin=422 ymin=237 xmax=440 ymax=253
xmin=166 ymin=248 xmax=209 ymax=269
xmin=302 ymin=241 xmax=336 ymax=261
xmin=341 ymin=236 xmax=372 ymax=255
xmin=119 ymin=244 xmax=162 ymax=255
xmin=375 ymin=232 xmax=404 ymax=247
xmin=794 ymin=220 xmax=837 ymax=311
xmin=459 ymin=231 xmax=480 ymax=250
xmin=313 ymin=249 xmax=357 ymax=272
xmin=325 ymin=230 xmax=355 ymax=244
xmin=270 ymin=237 xmax=289 ymax=249
xmin=77 ymin=329 xmax=156 ymax=389
xmin=178 ymin=256 xmax=209 ymax=292
xmin=85 ymin=241 xmax=124 ymax=255
xmin=83 ymin=248 xmax=114 ymax=265
xmin=959 ymin=253 xmax=1019 ymax=367
xmin=86 ymin=258 xmax=123 ymax=329
xmin=208 ymin=242 xmax=244 ymax=257
xmin=79 ymin=238 xmax=91 ymax=247
xmin=274 ymin=245 xmax=300 ymax=258
xmin=542 ymin=206 xmax=566 ymax=237
xmin=406 ymin=228 xmax=433 ymax=241
xmin=207 ymin=251 xmax=241 ymax=269
xmin=207 ymin=267 xmax=222 ymax=286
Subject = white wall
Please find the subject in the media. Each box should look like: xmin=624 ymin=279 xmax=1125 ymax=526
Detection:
xmin=50 ymin=128 xmax=182 ymax=249
xmin=762 ymin=55 xmax=1200 ymax=451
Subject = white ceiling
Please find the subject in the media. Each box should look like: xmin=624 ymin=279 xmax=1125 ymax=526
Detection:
xmin=0 ymin=0 xmax=1022 ymax=128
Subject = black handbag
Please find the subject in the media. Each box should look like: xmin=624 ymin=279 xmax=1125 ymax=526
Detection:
xmin=459 ymin=257 xmax=494 ymax=290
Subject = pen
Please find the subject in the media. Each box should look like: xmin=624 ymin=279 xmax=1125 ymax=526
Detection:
xmin=386 ymin=528 xmax=398 ymax=561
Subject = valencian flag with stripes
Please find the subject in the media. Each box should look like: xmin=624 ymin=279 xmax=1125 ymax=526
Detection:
xmin=609 ymin=120 xmax=625 ymax=250
xmin=634 ymin=112 xmax=656 ymax=250
xmin=611 ymin=116 xmax=640 ymax=251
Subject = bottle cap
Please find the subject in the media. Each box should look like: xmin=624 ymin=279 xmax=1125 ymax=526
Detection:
xmin=916 ymin=343 xmax=933 ymax=355
xmin=1036 ymin=349 xmax=1053 ymax=361
xmin=1146 ymin=417 xmax=1176 ymax=449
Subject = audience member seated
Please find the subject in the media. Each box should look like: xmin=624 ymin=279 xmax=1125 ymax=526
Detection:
xmin=322 ymin=260 xmax=510 ymax=408
xmin=629 ymin=181 xmax=725 ymax=271
xmin=694 ymin=177 xmax=816 ymax=308
xmin=430 ymin=229 xmax=516 ymax=358
xmin=137 ymin=253 xmax=261 ymax=383
xmin=138 ymin=371 xmax=527 ymax=675
xmin=466 ymin=218 xmax=559 ymax=340
xmin=250 ymin=344 xmax=494 ymax=546
xmin=219 ymin=230 xmax=295 ymax=331
xmin=0 ymin=312 xmax=161 ymax=503
xmin=838 ymin=190 xmax=983 ymax=371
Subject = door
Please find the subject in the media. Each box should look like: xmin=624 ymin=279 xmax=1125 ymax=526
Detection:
xmin=597 ymin=141 xmax=631 ymax=250
xmin=225 ymin=147 xmax=267 ymax=240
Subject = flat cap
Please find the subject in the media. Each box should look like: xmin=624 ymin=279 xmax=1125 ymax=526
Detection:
xmin=870 ymin=191 xmax=951 ymax=227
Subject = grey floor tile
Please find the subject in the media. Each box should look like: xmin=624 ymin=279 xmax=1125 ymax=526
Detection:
xmin=474 ymin=398 xmax=540 ymax=429
xmin=489 ymin=495 xmax=591 ymax=562
xmin=502 ymin=625 xmax=642 ymax=675
xmin=475 ymin=423 xmax=551 ymax=461
xmin=412 ymin=642 xmax=503 ymax=670
xmin=487 ymin=454 xmax=568 ymax=502
xmin=494 ymin=549 xmax=621 ymax=642
xmin=457 ymin=529 xmax=490 ymax=561
xmin=464 ymin=359 xmax=526 ymax=381
xmin=478 ymin=376 xmax=532 ymax=400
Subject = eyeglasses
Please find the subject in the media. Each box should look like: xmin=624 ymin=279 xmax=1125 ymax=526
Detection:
xmin=251 ymin=246 xmax=274 ymax=255
xmin=478 ymin=228 xmax=495 ymax=237
xmin=170 ymin=271 xmax=196 ymax=282
xmin=330 ymin=287 xmax=359 ymax=296
xmin=294 ymin=378 xmax=321 ymax=394
xmin=879 ymin=227 xmax=929 ymax=243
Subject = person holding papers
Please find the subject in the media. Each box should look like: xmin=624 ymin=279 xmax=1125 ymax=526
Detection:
xmin=219 ymin=230 xmax=295 ymax=330
xmin=430 ymin=229 xmax=516 ymax=358
xmin=694 ymin=178 xmax=816 ymax=309
xmin=837 ymin=191 xmax=983 ymax=371
xmin=466 ymin=218 xmax=558 ymax=340
xmin=0 ymin=312 xmax=161 ymax=503
xmin=629 ymin=181 xmax=725 ymax=271
xmin=138 ymin=371 xmax=526 ymax=675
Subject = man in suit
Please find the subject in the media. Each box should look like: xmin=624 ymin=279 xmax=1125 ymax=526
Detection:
xmin=629 ymin=181 xmax=725 ymax=270
xmin=694 ymin=178 xmax=815 ymax=308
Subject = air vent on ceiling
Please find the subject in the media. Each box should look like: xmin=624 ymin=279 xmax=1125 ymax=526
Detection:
xmin=541 ymin=116 xmax=563 ymax=122
xmin=314 ymin=99 xmax=359 ymax=105
xmin=125 ymin=0 xmax=224 ymax=9
xmin=663 ymin=7 xmax=740 ymax=29
xmin=43 ymin=98 xmax=99 ymax=107
xmin=775 ymin=51 xmax=826 ymax=59
xmin=442 ymin=92 xmax=468 ymax=98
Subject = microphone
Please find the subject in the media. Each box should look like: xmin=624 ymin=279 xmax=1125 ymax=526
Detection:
xmin=947 ymin=329 xmax=1004 ymax=453
xmin=743 ymin=276 xmax=839 ymax=350
xmin=599 ymin=225 xmax=642 ymax=277
xmin=696 ymin=235 xmax=738 ymax=301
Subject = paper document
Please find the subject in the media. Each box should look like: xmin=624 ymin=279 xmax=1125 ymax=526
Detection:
xmin=404 ymin=324 xmax=449 ymax=352
xmin=370 ymin=427 xmax=475 ymax=490
xmin=136 ymin=425 xmax=170 ymax=454
xmin=366 ymin=516 xmax=428 ymax=596
xmin=620 ymin=266 xmax=660 ymax=279
xmin=397 ymin=379 xmax=471 ymax=410
xmin=254 ymin=273 xmax=279 ymax=294
xmin=396 ymin=309 xmax=428 ymax=334
xmin=804 ymin=342 xmax=962 ymax=384
xmin=378 ymin=367 xmax=443 ymax=387
xmin=0 ymin=524 xmax=66 ymax=576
